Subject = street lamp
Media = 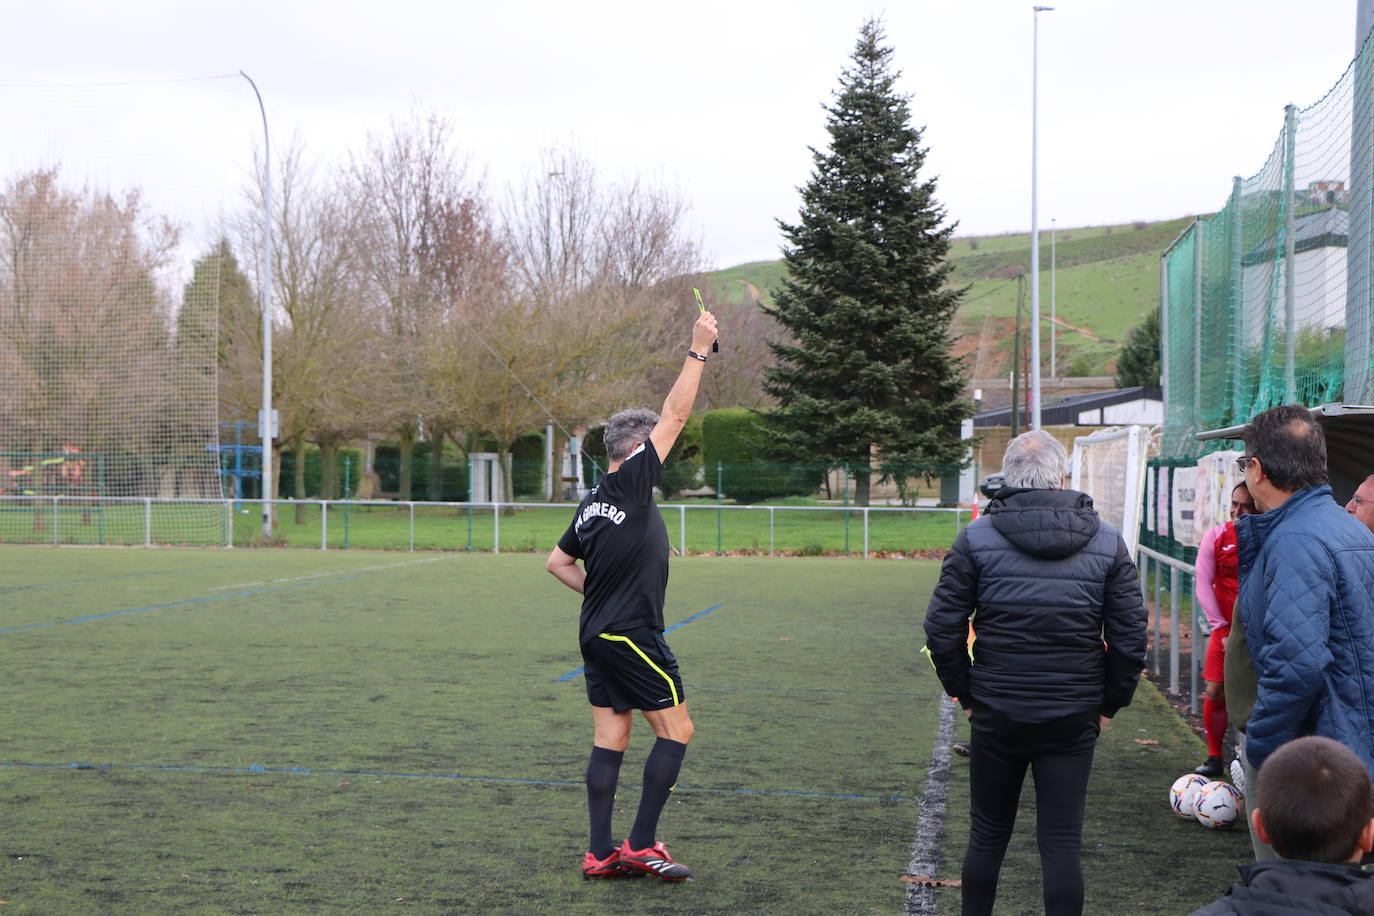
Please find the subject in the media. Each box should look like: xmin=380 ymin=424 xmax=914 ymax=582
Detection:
xmin=240 ymin=71 xmax=275 ymax=540
xmin=1030 ymin=5 xmax=1053 ymax=429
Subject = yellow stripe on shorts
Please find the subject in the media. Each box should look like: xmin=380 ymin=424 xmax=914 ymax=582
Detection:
xmin=598 ymin=633 xmax=680 ymax=706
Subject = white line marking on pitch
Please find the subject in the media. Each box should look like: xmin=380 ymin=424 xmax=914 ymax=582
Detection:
xmin=208 ymin=555 xmax=450 ymax=591
xmin=905 ymin=693 xmax=958 ymax=916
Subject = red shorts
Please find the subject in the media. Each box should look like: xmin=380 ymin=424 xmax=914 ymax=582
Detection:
xmin=1204 ymin=625 xmax=1230 ymax=683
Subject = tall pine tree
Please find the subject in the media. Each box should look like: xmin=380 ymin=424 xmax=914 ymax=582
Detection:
xmin=1114 ymin=308 xmax=1161 ymax=389
xmin=765 ymin=19 xmax=969 ymax=506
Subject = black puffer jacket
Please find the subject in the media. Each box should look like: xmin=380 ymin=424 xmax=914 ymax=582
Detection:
xmin=923 ymin=487 xmax=1147 ymax=722
xmin=1189 ymin=860 xmax=1374 ymax=915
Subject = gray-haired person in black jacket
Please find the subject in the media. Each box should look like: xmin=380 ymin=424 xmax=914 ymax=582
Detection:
xmin=924 ymin=429 xmax=1148 ymax=916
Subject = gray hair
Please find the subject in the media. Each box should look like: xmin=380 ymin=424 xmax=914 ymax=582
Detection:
xmin=604 ymin=408 xmax=660 ymax=462
xmin=1001 ymin=430 xmax=1069 ymax=490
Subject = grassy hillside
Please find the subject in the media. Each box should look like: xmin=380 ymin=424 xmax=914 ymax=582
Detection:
xmin=702 ymin=259 xmax=788 ymax=309
xmin=701 ymin=216 xmax=1193 ymax=379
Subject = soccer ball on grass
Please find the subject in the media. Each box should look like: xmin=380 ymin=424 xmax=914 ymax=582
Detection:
xmin=1169 ymin=773 xmax=1208 ymax=818
xmin=1193 ymin=780 xmax=1242 ymax=828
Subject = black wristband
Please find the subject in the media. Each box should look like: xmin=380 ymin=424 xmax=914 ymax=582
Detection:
xmin=687 ymin=350 xmax=708 ymax=362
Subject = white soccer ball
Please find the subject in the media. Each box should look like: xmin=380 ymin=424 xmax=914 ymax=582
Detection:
xmin=1193 ymin=780 xmax=1242 ymax=828
xmin=1169 ymin=773 xmax=1208 ymax=818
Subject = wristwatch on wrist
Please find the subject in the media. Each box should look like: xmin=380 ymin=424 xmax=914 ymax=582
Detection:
xmin=688 ymin=350 xmax=708 ymax=362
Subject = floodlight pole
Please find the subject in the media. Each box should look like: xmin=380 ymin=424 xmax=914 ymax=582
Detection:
xmin=241 ymin=71 xmax=274 ymax=540
xmin=1050 ymin=217 xmax=1057 ymax=380
xmin=1030 ymin=5 xmax=1054 ymax=430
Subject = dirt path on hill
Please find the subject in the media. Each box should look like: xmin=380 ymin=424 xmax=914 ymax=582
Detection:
xmin=1047 ymin=314 xmax=1113 ymax=343
xmin=738 ymin=279 xmax=763 ymax=303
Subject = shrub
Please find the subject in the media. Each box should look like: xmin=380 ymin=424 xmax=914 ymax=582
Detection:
xmin=510 ymin=432 xmax=545 ymax=498
xmin=279 ymin=446 xmax=366 ymax=499
xmin=659 ymin=414 xmax=704 ymax=499
xmin=701 ymin=408 xmax=822 ymax=503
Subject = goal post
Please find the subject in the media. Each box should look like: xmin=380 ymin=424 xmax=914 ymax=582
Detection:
xmin=1070 ymin=425 xmax=1157 ymax=557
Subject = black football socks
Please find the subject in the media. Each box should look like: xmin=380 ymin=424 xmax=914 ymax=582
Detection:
xmin=586 ymin=746 xmax=624 ymax=859
xmin=628 ymin=737 xmax=687 ymax=851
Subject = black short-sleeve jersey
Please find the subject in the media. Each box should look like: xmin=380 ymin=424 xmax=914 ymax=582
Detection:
xmin=557 ymin=440 xmax=670 ymax=645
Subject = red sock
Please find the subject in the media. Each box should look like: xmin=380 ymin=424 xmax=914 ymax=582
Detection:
xmin=1203 ymin=697 xmax=1227 ymax=757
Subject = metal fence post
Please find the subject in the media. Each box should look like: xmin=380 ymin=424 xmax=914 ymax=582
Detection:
xmin=769 ymin=506 xmax=775 ymax=558
xmin=842 ymin=465 xmax=850 ymax=556
xmin=1153 ymin=558 xmax=1163 ymax=675
xmin=320 ymin=500 xmax=327 ymax=550
xmin=863 ymin=507 xmax=869 ymax=558
xmin=1189 ymin=572 xmax=1201 ymax=715
xmin=716 ymin=463 xmax=723 ymax=556
xmin=409 ymin=502 xmax=415 ymax=552
xmin=1170 ymin=567 xmax=1181 ymax=694
xmin=679 ymin=505 xmax=686 ymax=556
xmin=494 ymin=500 xmax=501 ymax=554
xmin=1282 ymin=103 xmax=1299 ymax=403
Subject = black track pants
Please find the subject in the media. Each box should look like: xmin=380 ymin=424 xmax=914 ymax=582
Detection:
xmin=960 ymin=709 xmax=1100 ymax=916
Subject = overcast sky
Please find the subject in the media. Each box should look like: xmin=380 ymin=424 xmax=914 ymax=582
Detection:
xmin=2 ymin=0 xmax=1368 ymax=270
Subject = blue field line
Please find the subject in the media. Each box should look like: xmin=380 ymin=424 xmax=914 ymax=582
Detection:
xmin=0 ymin=573 xmax=367 ymax=634
xmin=0 ymin=561 xmax=256 ymax=595
xmin=0 ymin=760 xmax=913 ymax=802
xmin=554 ymin=603 xmax=724 ymax=682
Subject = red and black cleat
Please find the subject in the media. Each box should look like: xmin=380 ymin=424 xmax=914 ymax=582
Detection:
xmin=582 ymin=848 xmax=629 ymax=879
xmin=615 ymin=840 xmax=692 ymax=882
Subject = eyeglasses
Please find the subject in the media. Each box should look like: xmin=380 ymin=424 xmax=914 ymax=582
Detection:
xmin=1354 ymin=495 xmax=1371 ymax=509
xmin=1235 ymin=456 xmax=1256 ymax=473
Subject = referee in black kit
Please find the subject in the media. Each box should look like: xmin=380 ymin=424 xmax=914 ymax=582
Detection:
xmin=546 ymin=306 xmax=718 ymax=882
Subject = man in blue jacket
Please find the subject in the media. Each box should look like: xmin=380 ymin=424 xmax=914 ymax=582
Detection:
xmin=1228 ymin=404 xmax=1374 ymax=861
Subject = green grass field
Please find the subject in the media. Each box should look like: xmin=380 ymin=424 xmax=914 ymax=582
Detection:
xmin=0 ymin=547 xmax=1248 ymax=914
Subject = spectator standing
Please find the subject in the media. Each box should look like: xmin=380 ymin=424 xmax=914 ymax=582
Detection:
xmin=1226 ymin=405 xmax=1374 ymax=861
xmin=1192 ymin=483 xmax=1257 ymax=777
xmin=1344 ymin=473 xmax=1374 ymax=534
xmin=924 ymin=430 xmax=1148 ymax=916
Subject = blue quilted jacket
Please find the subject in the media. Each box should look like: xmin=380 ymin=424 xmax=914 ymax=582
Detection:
xmin=1235 ymin=485 xmax=1374 ymax=776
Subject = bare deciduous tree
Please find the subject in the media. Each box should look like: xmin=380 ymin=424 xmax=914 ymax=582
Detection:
xmin=0 ymin=168 xmax=189 ymax=495
xmin=499 ymin=151 xmax=709 ymax=482
xmin=235 ymin=141 xmax=389 ymax=517
xmin=348 ymin=109 xmax=477 ymax=499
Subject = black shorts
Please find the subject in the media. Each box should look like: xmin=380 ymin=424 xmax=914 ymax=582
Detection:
xmin=580 ymin=626 xmax=686 ymax=713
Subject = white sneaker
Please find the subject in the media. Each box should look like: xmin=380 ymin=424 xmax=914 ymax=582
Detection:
xmin=1229 ymin=758 xmax=1246 ymax=797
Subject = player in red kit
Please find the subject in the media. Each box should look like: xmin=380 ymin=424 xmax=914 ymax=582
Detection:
xmin=1193 ymin=482 xmax=1258 ymax=777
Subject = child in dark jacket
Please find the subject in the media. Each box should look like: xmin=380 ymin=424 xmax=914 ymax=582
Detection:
xmin=1191 ymin=736 xmax=1374 ymax=915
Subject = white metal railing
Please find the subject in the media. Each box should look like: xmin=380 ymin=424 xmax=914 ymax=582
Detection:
xmin=0 ymin=495 xmax=969 ymax=559
xmin=1135 ymin=544 xmax=1203 ymax=713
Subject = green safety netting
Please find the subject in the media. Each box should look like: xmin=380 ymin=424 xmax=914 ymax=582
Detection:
xmin=1161 ymin=32 xmax=1374 ymax=457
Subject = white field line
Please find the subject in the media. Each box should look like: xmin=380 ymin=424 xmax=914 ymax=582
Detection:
xmin=905 ymin=694 xmax=958 ymax=915
xmin=207 ymin=555 xmax=451 ymax=592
